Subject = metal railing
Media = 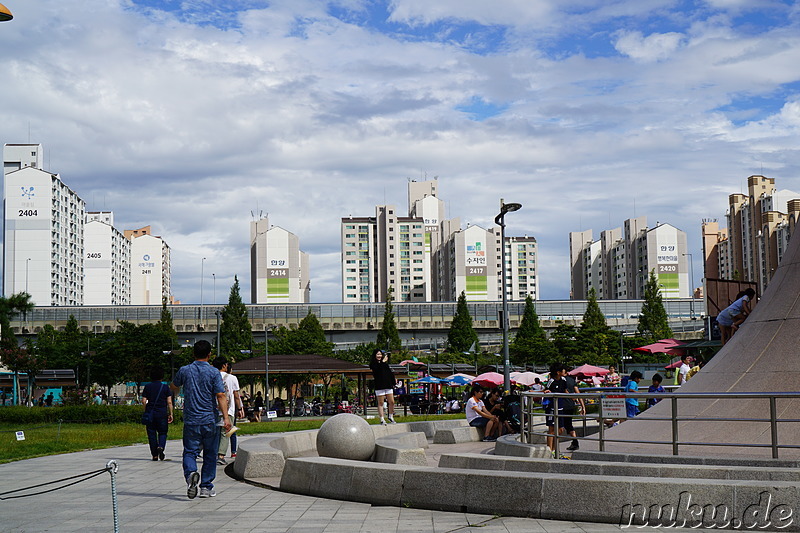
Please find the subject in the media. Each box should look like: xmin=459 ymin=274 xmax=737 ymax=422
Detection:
xmin=520 ymin=390 xmax=800 ymax=459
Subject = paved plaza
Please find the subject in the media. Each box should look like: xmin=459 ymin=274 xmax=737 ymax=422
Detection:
xmin=0 ymin=433 xmax=666 ymax=533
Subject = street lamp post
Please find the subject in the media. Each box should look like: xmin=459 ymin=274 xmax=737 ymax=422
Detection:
xmin=200 ymin=257 xmax=206 ymax=327
xmin=215 ymin=310 xmax=221 ymax=356
xmin=265 ymin=325 xmax=272 ymax=418
xmin=212 ymin=273 xmax=216 ymax=305
xmin=25 ymin=257 xmax=30 ymax=294
xmin=683 ymin=253 xmax=694 ymax=319
xmin=494 ymin=199 xmax=522 ymax=393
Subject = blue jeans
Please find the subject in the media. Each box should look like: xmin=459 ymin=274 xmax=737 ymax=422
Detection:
xmin=182 ymin=423 xmax=220 ymax=489
xmin=146 ymin=416 xmax=169 ymax=457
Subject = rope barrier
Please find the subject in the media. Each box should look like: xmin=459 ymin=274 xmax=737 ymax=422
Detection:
xmin=0 ymin=466 xmax=112 ymax=500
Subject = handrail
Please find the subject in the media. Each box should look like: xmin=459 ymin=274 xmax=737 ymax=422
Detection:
xmin=520 ymin=390 xmax=800 ymax=459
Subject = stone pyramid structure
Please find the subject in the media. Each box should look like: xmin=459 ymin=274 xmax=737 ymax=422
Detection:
xmin=603 ymin=227 xmax=800 ymax=458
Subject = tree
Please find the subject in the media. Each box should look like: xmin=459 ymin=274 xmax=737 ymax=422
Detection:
xmin=551 ymin=323 xmax=579 ymax=367
xmin=637 ymin=270 xmax=673 ymax=342
xmin=220 ymin=276 xmax=252 ymax=361
xmin=269 ymin=311 xmax=334 ymax=355
xmin=510 ymin=295 xmax=556 ymax=365
xmin=0 ymin=292 xmax=33 ymax=350
xmin=577 ymin=288 xmax=615 ymax=365
xmin=447 ymin=291 xmax=479 ymax=353
xmin=158 ymin=296 xmax=176 ymax=337
xmin=376 ymin=286 xmax=402 ymax=352
xmin=1 ymin=347 xmax=46 ymax=405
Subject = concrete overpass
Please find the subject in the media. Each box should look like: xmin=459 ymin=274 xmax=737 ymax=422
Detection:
xmin=11 ymin=299 xmax=705 ymax=349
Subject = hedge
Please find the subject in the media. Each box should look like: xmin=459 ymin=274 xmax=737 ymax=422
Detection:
xmin=0 ymin=405 xmax=183 ymax=424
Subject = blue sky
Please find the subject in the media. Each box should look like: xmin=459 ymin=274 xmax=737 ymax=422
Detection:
xmin=1 ymin=0 xmax=800 ymax=304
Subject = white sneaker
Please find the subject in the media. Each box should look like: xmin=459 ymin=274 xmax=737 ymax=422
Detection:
xmin=388 ymin=416 xmax=397 ymax=424
xmin=199 ymin=487 xmax=216 ymax=498
xmin=380 ymin=418 xmax=387 ymax=425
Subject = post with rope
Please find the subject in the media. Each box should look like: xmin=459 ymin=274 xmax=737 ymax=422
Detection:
xmin=107 ymin=460 xmax=120 ymax=533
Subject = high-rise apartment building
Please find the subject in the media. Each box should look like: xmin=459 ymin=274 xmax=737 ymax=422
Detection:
xmin=125 ymin=226 xmax=171 ymax=305
xmin=343 ymin=179 xmax=538 ymax=303
xmin=438 ymin=224 xmax=499 ymax=301
xmin=3 ymin=164 xmax=85 ymax=305
xmin=705 ymin=176 xmax=800 ymax=294
xmin=505 ymin=236 xmax=539 ymax=301
xmin=84 ymin=211 xmax=131 ymax=305
xmin=570 ymin=217 xmax=689 ymax=300
xmin=250 ymin=217 xmax=310 ymax=303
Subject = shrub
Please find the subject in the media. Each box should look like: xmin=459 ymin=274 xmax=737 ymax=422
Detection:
xmin=0 ymin=405 xmax=182 ymax=424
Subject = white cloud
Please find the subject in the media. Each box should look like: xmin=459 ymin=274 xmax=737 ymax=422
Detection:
xmin=1 ymin=0 xmax=799 ymax=305
xmin=614 ymin=31 xmax=684 ymax=62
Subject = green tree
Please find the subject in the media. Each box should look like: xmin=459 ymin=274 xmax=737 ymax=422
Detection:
xmin=158 ymin=296 xmax=177 ymax=337
xmin=269 ymin=311 xmax=334 ymax=356
xmin=376 ymin=286 xmax=402 ymax=352
xmin=447 ymin=291 xmax=479 ymax=353
xmin=510 ymin=295 xmax=556 ymax=365
xmin=577 ymin=288 xmax=615 ymax=365
xmin=220 ymin=276 xmax=252 ymax=360
xmin=0 ymin=292 xmax=34 ymax=350
xmin=551 ymin=323 xmax=580 ymax=367
xmin=1 ymin=347 xmax=47 ymax=405
xmin=637 ymin=270 xmax=673 ymax=342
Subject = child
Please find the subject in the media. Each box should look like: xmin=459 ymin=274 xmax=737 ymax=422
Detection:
xmin=624 ymin=371 xmax=643 ymax=420
xmin=647 ymin=373 xmax=665 ymax=407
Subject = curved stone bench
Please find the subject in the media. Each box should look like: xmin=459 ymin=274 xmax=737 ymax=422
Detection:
xmin=373 ymin=432 xmax=428 ymax=466
xmin=493 ymin=434 xmax=550 ymax=457
xmin=232 ymin=429 xmax=318 ymax=480
xmin=432 ymin=425 xmax=484 ymax=443
xmin=279 ymin=456 xmax=800 ymax=528
xmin=438 ymin=453 xmax=800 ymax=481
xmin=235 ymin=419 xmax=470 ymax=480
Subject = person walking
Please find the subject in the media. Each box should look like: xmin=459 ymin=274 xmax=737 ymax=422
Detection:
xmin=369 ymin=348 xmax=396 ymax=425
xmin=142 ymin=367 xmax=174 ymax=461
xmin=212 ymin=357 xmax=244 ymax=465
xmin=170 ymin=341 xmax=231 ymax=499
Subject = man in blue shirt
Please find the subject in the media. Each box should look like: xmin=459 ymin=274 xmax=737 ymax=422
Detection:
xmin=171 ymin=340 xmax=231 ymax=499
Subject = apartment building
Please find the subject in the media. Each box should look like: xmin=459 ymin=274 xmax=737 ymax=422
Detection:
xmin=570 ymin=217 xmax=689 ymax=300
xmin=342 ymin=178 xmax=538 ymax=303
xmin=705 ymin=176 xmax=800 ymax=293
xmin=3 ymin=164 xmax=85 ymax=305
xmin=125 ymin=226 xmax=171 ymax=306
xmin=250 ymin=217 xmax=310 ymax=303
xmin=84 ymin=211 xmax=131 ymax=305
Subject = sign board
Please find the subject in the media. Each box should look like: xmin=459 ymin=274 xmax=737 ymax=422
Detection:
xmin=601 ymin=395 xmax=626 ymax=419
xmin=266 ymin=410 xmax=278 ymax=419
xmin=408 ymin=372 xmax=424 ymax=395
xmin=16 ymin=431 xmax=25 ymax=441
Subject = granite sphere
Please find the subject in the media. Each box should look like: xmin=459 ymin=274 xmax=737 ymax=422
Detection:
xmin=316 ymin=413 xmax=375 ymax=461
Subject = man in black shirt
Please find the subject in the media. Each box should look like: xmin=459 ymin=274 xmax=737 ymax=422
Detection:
xmin=563 ymin=370 xmax=585 ymax=451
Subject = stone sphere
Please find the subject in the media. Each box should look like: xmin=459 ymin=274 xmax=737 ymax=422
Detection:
xmin=316 ymin=413 xmax=375 ymax=461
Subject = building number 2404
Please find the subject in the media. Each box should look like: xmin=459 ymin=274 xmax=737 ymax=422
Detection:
xmin=18 ymin=209 xmax=37 ymax=217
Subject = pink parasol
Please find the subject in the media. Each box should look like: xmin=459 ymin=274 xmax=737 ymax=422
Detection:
xmin=568 ymin=364 xmax=611 ymax=378
xmin=510 ymin=371 xmax=548 ymax=386
xmin=632 ymin=339 xmax=686 ymax=356
xmin=472 ymin=372 xmax=515 ymax=388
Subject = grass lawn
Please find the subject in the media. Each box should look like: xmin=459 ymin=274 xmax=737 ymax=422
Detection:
xmin=0 ymin=413 xmax=465 ymax=464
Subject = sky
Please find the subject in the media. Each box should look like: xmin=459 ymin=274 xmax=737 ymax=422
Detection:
xmin=1 ymin=0 xmax=799 ymax=305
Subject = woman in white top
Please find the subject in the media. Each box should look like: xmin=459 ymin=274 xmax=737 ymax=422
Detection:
xmin=465 ymin=385 xmax=499 ymax=442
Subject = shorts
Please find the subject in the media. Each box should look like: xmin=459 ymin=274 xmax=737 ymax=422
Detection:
xmin=626 ymin=403 xmax=639 ymax=418
xmin=375 ymin=389 xmax=393 ymax=397
xmin=545 ymin=406 xmax=574 ymax=433
xmin=469 ymin=417 xmax=489 ymax=428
